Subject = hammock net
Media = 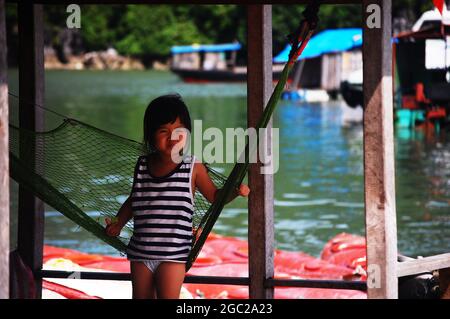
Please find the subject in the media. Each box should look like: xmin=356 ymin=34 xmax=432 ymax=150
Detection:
xmin=9 ymin=3 xmax=319 ymax=270
xmin=9 ymin=119 xmax=227 ymax=255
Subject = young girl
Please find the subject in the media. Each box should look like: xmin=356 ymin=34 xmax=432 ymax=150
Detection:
xmin=105 ymin=94 xmax=250 ymax=299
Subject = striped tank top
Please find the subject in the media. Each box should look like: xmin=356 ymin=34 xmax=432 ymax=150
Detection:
xmin=126 ymin=154 xmax=195 ymax=262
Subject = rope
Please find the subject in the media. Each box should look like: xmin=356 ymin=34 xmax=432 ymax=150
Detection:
xmin=8 ymin=91 xmax=69 ymax=120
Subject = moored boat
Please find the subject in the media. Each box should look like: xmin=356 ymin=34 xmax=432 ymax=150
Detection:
xmin=170 ymin=42 xmax=284 ymax=83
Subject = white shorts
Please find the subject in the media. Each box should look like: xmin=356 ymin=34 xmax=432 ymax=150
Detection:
xmin=130 ymin=260 xmax=185 ymax=273
xmin=142 ymin=260 xmax=162 ymax=273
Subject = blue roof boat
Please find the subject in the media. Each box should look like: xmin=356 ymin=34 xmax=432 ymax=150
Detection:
xmin=170 ymin=42 xmax=285 ymax=82
xmin=273 ymin=28 xmax=362 ymax=63
xmin=171 ymin=43 xmax=242 ymax=54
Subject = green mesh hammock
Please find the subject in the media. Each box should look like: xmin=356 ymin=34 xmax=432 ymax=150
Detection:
xmin=9 ymin=119 xmax=227 ymax=254
xmin=9 ymin=5 xmax=318 ymax=270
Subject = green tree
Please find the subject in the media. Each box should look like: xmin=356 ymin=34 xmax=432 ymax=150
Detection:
xmin=4 ymin=1 xmax=442 ymax=67
xmin=176 ymin=5 xmax=243 ymax=43
xmin=115 ymin=5 xmax=205 ymax=61
xmin=81 ymin=5 xmax=123 ymax=51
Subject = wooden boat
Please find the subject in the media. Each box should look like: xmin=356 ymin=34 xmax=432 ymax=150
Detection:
xmin=340 ymin=75 xmax=363 ymax=109
xmin=170 ymin=43 xmax=285 ymax=83
xmin=171 ymin=66 xmax=248 ymax=83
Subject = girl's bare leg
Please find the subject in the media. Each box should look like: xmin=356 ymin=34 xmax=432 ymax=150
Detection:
xmin=130 ymin=261 xmax=156 ymax=299
xmin=154 ymin=262 xmax=186 ymax=299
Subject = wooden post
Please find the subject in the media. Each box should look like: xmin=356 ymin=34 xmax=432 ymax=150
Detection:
xmin=0 ymin=0 xmax=10 ymax=300
xmin=362 ymin=0 xmax=398 ymax=299
xmin=17 ymin=3 xmax=45 ymax=299
xmin=247 ymin=4 xmax=274 ymax=299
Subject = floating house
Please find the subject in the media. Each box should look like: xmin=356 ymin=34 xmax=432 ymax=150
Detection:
xmin=340 ymin=6 xmax=450 ymax=113
xmin=274 ymin=28 xmax=363 ymax=97
xmin=394 ymin=6 xmax=450 ymax=129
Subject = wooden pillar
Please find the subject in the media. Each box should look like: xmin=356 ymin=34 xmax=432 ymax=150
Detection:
xmin=362 ymin=0 xmax=398 ymax=299
xmin=247 ymin=4 xmax=274 ymax=299
xmin=17 ymin=3 xmax=45 ymax=299
xmin=0 ymin=0 xmax=10 ymax=299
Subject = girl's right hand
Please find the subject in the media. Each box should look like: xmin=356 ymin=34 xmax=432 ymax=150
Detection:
xmin=105 ymin=217 xmax=122 ymax=237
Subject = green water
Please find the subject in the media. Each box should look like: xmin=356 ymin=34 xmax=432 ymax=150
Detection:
xmin=8 ymin=69 xmax=450 ymax=258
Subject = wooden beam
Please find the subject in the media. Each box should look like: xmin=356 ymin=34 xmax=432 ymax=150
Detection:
xmin=397 ymin=254 xmax=450 ymax=278
xmin=266 ymin=278 xmax=367 ymax=291
xmin=362 ymin=0 xmax=397 ymax=299
xmin=247 ymin=4 xmax=274 ymax=299
xmin=39 ymin=270 xmax=367 ymax=291
xmin=17 ymin=3 xmax=45 ymax=299
xmin=39 ymin=271 xmax=252 ymax=285
xmin=0 ymin=0 xmax=10 ymax=300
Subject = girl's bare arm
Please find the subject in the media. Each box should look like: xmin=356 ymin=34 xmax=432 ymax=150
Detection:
xmin=194 ymin=163 xmax=249 ymax=204
xmin=115 ymin=196 xmax=133 ymax=227
xmin=106 ymin=196 xmax=133 ymax=237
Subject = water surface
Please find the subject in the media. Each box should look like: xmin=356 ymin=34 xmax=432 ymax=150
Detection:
xmin=8 ymin=69 xmax=450 ymax=258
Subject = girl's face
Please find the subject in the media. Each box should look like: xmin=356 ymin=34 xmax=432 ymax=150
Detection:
xmin=152 ymin=117 xmax=188 ymax=159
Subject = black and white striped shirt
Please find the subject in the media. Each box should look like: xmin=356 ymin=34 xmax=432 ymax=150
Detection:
xmin=126 ymin=154 xmax=195 ymax=262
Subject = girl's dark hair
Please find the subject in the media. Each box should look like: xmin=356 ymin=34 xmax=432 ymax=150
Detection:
xmin=143 ymin=94 xmax=192 ymax=152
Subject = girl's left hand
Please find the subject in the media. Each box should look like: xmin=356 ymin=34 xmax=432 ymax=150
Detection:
xmin=105 ymin=217 xmax=122 ymax=237
xmin=237 ymin=184 xmax=250 ymax=197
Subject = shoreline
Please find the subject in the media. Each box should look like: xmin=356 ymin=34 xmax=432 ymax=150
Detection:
xmin=42 ymin=47 xmax=169 ymax=71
